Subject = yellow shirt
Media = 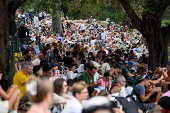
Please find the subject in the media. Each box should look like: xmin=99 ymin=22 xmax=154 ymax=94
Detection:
xmin=13 ymin=70 xmax=28 ymax=98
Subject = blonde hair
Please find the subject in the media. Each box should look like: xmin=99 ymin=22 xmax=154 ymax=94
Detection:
xmin=27 ymin=76 xmax=53 ymax=103
xmin=72 ymin=81 xmax=88 ymax=97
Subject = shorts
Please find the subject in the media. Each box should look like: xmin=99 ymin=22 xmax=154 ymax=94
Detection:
xmin=141 ymin=103 xmax=155 ymax=112
xmin=0 ymin=100 xmax=9 ymax=113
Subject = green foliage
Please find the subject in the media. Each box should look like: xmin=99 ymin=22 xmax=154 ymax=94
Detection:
xmin=161 ymin=20 xmax=170 ymax=27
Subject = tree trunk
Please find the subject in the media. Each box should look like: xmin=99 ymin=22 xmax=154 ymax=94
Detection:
xmin=0 ymin=0 xmax=9 ymax=78
xmin=144 ymin=28 xmax=168 ymax=71
xmin=52 ymin=8 xmax=63 ymax=37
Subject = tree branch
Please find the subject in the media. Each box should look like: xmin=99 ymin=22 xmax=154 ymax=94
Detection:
xmin=8 ymin=0 xmax=27 ymax=14
xmin=117 ymin=0 xmax=143 ymax=33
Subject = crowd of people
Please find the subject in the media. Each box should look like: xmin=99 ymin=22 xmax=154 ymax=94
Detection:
xmin=0 ymin=11 xmax=170 ymax=113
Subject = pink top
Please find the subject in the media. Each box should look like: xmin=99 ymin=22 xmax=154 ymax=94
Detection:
xmin=162 ymin=90 xmax=170 ymax=97
xmin=96 ymin=78 xmax=108 ymax=88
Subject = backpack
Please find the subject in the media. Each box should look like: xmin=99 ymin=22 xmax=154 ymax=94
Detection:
xmin=110 ymin=95 xmax=138 ymax=113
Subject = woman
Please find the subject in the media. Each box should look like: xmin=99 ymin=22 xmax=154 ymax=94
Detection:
xmin=15 ymin=58 xmax=25 ymax=72
xmin=33 ymin=65 xmax=43 ymax=77
xmin=52 ymin=79 xmax=72 ymax=111
xmin=0 ymin=71 xmax=21 ymax=113
xmin=26 ymin=76 xmax=53 ymax=113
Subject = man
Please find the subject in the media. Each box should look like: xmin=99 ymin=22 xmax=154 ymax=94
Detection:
xmin=133 ymin=67 xmax=148 ymax=87
xmin=78 ymin=65 xmax=97 ymax=87
xmin=42 ymin=65 xmax=52 ymax=78
xmin=47 ymin=49 xmax=62 ymax=67
xmin=122 ymin=62 xmax=135 ymax=84
xmin=18 ymin=23 xmax=29 ymax=48
xmin=110 ymin=75 xmax=127 ymax=96
xmin=41 ymin=44 xmax=51 ymax=57
xmin=63 ymin=51 xmax=74 ymax=67
xmin=66 ymin=63 xmax=76 ymax=81
xmin=23 ymin=49 xmax=32 ymax=62
xmin=131 ymin=76 xmax=162 ymax=112
xmin=62 ymin=81 xmax=88 ymax=113
xmin=100 ymin=30 xmax=107 ymax=43
xmin=101 ymin=58 xmax=110 ymax=76
xmin=13 ymin=62 xmax=33 ymax=99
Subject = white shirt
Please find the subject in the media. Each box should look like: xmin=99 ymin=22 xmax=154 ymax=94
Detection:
xmin=90 ymin=39 xmax=96 ymax=46
xmin=101 ymin=32 xmax=107 ymax=39
xmin=93 ymin=72 xmax=99 ymax=82
xmin=62 ymin=98 xmax=83 ymax=113
xmin=77 ymin=64 xmax=84 ymax=73
xmin=101 ymin=63 xmax=110 ymax=76
xmin=66 ymin=71 xmax=74 ymax=80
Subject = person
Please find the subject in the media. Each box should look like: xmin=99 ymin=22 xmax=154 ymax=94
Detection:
xmin=66 ymin=63 xmax=76 ymax=81
xmin=159 ymin=90 xmax=170 ymax=112
xmin=133 ymin=67 xmax=148 ymax=87
xmin=67 ymin=79 xmax=75 ymax=95
xmin=122 ymin=62 xmax=135 ymax=86
xmin=41 ymin=44 xmax=51 ymax=57
xmin=152 ymin=64 xmax=166 ymax=87
xmin=101 ymin=30 xmax=107 ymax=43
xmin=62 ymin=81 xmax=89 ymax=113
xmin=18 ymin=23 xmax=29 ymax=48
xmin=101 ymin=58 xmax=110 ymax=76
xmin=26 ymin=76 xmax=53 ymax=113
xmin=162 ymin=63 xmax=170 ymax=91
xmin=77 ymin=59 xmax=86 ymax=73
xmin=82 ymin=96 xmax=115 ymax=113
xmin=0 ymin=71 xmax=21 ymax=113
xmin=13 ymin=62 xmax=33 ymax=99
xmin=78 ymin=65 xmax=97 ymax=87
xmin=42 ymin=65 xmax=52 ymax=78
xmin=23 ymin=49 xmax=32 ymax=62
xmin=47 ymin=49 xmax=62 ymax=67
xmin=63 ymin=51 xmax=74 ymax=67
xmin=33 ymin=65 xmax=43 ymax=77
xmin=32 ymin=54 xmax=44 ymax=66
xmin=110 ymin=75 xmax=127 ymax=97
xmin=15 ymin=58 xmax=25 ymax=72
xmin=96 ymin=71 xmax=110 ymax=90
xmin=131 ymin=76 xmax=162 ymax=112
xmin=52 ymin=79 xmax=72 ymax=112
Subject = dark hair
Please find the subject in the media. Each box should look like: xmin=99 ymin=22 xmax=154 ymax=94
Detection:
xmin=24 ymin=49 xmax=31 ymax=55
xmin=66 ymin=51 xmax=71 ymax=56
xmin=104 ymin=72 xmax=110 ymax=77
xmin=137 ymin=67 xmax=147 ymax=75
xmin=33 ymin=65 xmax=42 ymax=75
xmin=42 ymin=65 xmax=51 ymax=72
xmin=68 ymin=63 xmax=76 ymax=69
xmin=81 ymin=59 xmax=86 ymax=64
xmin=67 ymin=79 xmax=75 ymax=86
xmin=88 ymin=65 xmax=97 ymax=71
xmin=46 ymin=44 xmax=50 ymax=47
xmin=53 ymin=49 xmax=59 ymax=54
xmin=40 ymin=60 xmax=48 ymax=67
xmin=159 ymin=96 xmax=170 ymax=110
xmin=84 ymin=63 xmax=90 ymax=71
xmin=53 ymin=78 xmax=66 ymax=95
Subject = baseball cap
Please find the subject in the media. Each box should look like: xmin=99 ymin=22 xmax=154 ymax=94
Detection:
xmin=139 ymin=75 xmax=150 ymax=81
xmin=128 ymin=61 xmax=133 ymax=67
